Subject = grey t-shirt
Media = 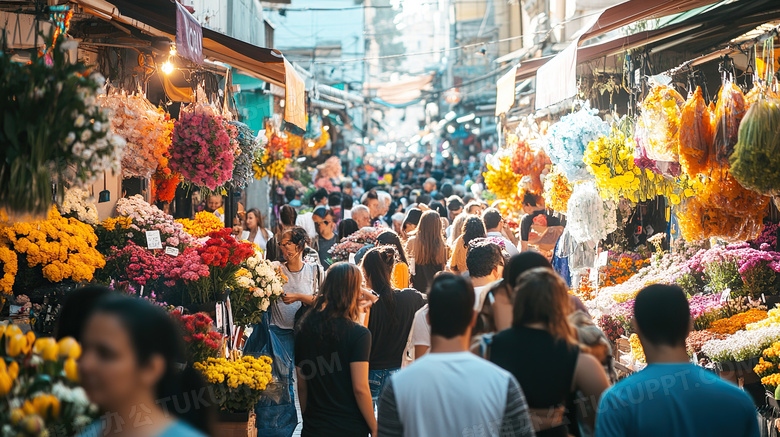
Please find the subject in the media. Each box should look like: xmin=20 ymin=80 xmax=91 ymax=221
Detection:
xmin=271 ymin=263 xmax=323 ymax=330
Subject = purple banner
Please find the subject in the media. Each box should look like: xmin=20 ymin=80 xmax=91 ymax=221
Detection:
xmin=175 ymin=2 xmax=203 ymax=65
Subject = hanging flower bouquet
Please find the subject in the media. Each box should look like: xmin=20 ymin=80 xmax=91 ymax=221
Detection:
xmin=231 ymin=251 xmax=287 ymax=325
xmin=679 ymin=86 xmax=714 ymax=177
xmin=677 ymin=167 xmax=768 ymax=242
xmin=0 ymin=34 xmax=125 ymax=216
xmin=0 ymin=207 xmax=105 ymax=285
xmin=329 ymin=227 xmax=385 ymax=263
xmin=58 ymin=187 xmax=99 ymax=225
xmin=584 ymin=129 xmax=695 ymax=205
xmin=151 ymin=166 xmax=182 ymax=204
xmin=0 ymin=325 xmax=97 ymax=435
xmin=566 ymin=181 xmax=617 ymax=244
xmin=484 ymin=152 xmax=522 ymax=201
xmin=635 ymin=85 xmax=685 ymax=166
xmin=99 ymin=91 xmax=174 ymax=178
xmin=542 ymin=168 xmax=572 ymax=213
xmin=711 ymin=81 xmax=747 ymax=166
xmin=170 ymin=104 xmax=238 ymax=190
xmin=541 ymin=105 xmax=609 ymax=182
xmin=508 ymin=134 xmax=551 ymax=195
xmin=729 ymin=97 xmax=780 ymax=196
xmin=222 ymin=121 xmax=262 ymax=190
xmin=177 ymin=211 xmax=225 ymax=239
xmin=254 ymin=130 xmax=292 ymax=180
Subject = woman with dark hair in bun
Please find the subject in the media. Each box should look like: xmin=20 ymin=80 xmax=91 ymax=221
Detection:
xmin=361 ymin=246 xmax=424 ymax=405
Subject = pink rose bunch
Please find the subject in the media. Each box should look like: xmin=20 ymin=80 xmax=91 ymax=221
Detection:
xmin=169 ymin=246 xmax=210 ymax=282
xmin=170 ymin=104 xmax=237 ymax=190
xmin=115 ymin=195 xmax=193 ymax=248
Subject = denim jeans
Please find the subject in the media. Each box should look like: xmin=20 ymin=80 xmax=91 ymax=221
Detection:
xmin=368 ymin=367 xmax=401 ymax=406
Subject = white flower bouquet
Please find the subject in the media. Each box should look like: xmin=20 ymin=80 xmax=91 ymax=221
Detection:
xmin=232 ymin=251 xmax=288 ymax=325
xmin=701 ymin=325 xmax=780 ymax=363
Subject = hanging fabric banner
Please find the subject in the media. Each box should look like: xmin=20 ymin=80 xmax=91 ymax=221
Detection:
xmin=496 ymin=65 xmax=518 ymax=116
xmin=175 ymin=2 xmax=203 ymax=65
xmin=284 ymin=59 xmax=306 ymax=130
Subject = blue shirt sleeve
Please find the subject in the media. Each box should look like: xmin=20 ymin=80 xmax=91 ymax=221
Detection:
xmin=595 ymin=389 xmax=627 ymax=437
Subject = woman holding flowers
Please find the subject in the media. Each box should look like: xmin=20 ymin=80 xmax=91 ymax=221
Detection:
xmin=295 ymin=262 xmax=377 ymax=437
xmin=241 ymin=208 xmax=273 ymax=251
xmin=77 ymin=296 xmax=211 ymax=437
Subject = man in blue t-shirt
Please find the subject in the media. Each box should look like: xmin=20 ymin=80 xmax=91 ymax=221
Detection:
xmin=596 ymin=284 xmax=759 ymax=437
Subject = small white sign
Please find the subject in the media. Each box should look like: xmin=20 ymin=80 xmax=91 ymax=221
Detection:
xmin=720 ymin=290 xmax=731 ymax=303
xmin=145 ymin=230 xmax=163 ymax=249
xmin=165 ymin=246 xmax=180 ymax=256
xmin=597 ymin=251 xmax=609 ymax=267
xmin=589 ymin=268 xmax=598 ymax=285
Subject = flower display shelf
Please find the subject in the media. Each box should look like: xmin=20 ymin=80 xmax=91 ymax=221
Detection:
xmin=215 ymin=410 xmax=257 ymax=437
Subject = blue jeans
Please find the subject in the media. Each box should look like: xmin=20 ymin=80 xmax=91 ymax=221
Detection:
xmin=368 ymin=367 xmax=400 ymax=405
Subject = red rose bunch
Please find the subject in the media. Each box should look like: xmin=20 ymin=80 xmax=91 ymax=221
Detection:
xmin=189 ymin=228 xmax=254 ymax=304
xmin=171 ymin=310 xmax=222 ymax=363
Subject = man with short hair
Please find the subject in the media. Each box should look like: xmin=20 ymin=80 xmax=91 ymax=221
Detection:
xmin=446 ymin=196 xmax=464 ymax=222
xmin=351 ymin=205 xmax=372 ymax=229
xmin=423 ymin=177 xmax=437 ymax=195
xmin=376 ymin=191 xmax=393 ymax=228
xmin=378 ymin=273 xmax=534 ymax=437
xmin=465 ymin=239 xmax=505 ymax=311
xmin=296 ymin=189 xmax=330 ymax=239
xmin=465 ymin=200 xmax=483 ymax=216
xmin=596 ymin=284 xmax=759 ymax=437
xmin=483 ymin=208 xmax=520 ymax=256
xmin=362 ymin=189 xmax=382 ymax=223
xmin=519 ymin=192 xmax=561 ymax=252
xmin=391 ymin=213 xmax=405 ymax=235
xmin=312 ymin=208 xmax=338 ymax=270
xmin=205 ymin=194 xmax=224 ymax=220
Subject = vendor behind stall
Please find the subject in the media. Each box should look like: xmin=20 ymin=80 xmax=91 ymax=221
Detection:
xmin=520 ymin=192 xmax=562 ymax=252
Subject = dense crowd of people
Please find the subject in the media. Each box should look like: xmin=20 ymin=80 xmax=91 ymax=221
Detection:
xmin=64 ymin=159 xmax=760 ymax=436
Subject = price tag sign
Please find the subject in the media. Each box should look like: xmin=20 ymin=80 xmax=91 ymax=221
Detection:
xmin=720 ymin=290 xmax=731 ymax=303
xmin=589 ymin=268 xmax=598 ymax=285
xmin=165 ymin=246 xmax=180 ymax=257
xmin=145 ymin=230 xmax=163 ymax=249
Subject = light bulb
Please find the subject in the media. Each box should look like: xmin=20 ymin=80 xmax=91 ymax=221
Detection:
xmin=322 ymin=109 xmax=330 ymax=116
xmin=161 ymin=61 xmax=174 ymax=75
xmin=446 ymin=125 xmax=456 ymax=134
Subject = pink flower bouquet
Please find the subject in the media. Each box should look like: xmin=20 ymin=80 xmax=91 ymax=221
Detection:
xmin=329 ymin=227 xmax=385 ymax=262
xmin=170 ymin=104 xmax=238 ymax=190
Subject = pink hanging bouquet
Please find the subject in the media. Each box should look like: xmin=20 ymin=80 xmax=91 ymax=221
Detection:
xmin=170 ymin=104 xmax=238 ymax=190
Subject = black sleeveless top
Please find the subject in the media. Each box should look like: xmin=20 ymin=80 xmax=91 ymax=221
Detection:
xmin=411 ymin=263 xmax=444 ymax=294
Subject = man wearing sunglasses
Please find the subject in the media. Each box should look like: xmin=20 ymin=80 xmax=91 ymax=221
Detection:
xmin=312 ymin=207 xmax=338 ymax=270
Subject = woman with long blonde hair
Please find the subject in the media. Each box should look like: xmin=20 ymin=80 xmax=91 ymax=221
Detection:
xmin=294 ymin=262 xmax=377 ymax=437
xmin=405 ymin=210 xmax=448 ymax=293
xmin=489 ymin=268 xmax=609 ymax=437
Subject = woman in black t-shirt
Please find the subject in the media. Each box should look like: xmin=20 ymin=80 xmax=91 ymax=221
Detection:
xmin=361 ymin=246 xmax=425 ymax=404
xmin=294 ymin=263 xmax=377 ymax=437
xmin=489 ymin=268 xmax=609 ymax=437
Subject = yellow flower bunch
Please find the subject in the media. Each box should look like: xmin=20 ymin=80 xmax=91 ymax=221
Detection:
xmin=542 ymin=168 xmax=572 ymax=213
xmin=584 ymin=129 xmax=698 ymax=205
xmin=764 ymin=341 xmax=780 ymax=364
xmin=748 ymin=307 xmax=780 ymax=331
xmin=193 ymin=355 xmax=273 ymax=391
xmin=754 ymin=357 xmax=779 ymax=378
xmin=254 ymin=156 xmax=291 ymax=181
xmin=177 ymin=211 xmax=225 ymax=238
xmin=0 ymin=246 xmax=17 ymax=294
xmin=629 ymin=333 xmax=646 ymax=363
xmin=0 ymin=207 xmax=105 ymax=283
xmin=484 ymin=155 xmax=522 ymax=201
xmin=99 ymin=216 xmax=132 ymax=232
xmin=762 ymin=373 xmax=780 ymax=393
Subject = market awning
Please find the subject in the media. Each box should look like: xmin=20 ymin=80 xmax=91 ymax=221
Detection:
xmin=74 ymin=0 xmax=306 ymax=127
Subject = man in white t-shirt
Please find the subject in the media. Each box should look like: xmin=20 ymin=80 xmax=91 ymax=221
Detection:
xmin=378 ymin=273 xmax=534 ymax=437
xmin=466 ymin=239 xmax=505 ymax=312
